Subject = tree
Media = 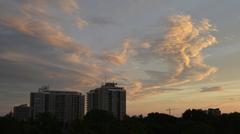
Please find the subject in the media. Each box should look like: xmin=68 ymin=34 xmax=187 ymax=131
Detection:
xmin=82 ymin=110 xmax=116 ymax=134
xmin=33 ymin=113 xmax=63 ymax=134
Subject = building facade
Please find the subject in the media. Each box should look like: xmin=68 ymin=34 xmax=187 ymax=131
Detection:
xmin=30 ymin=86 xmax=85 ymax=122
xmin=13 ymin=104 xmax=30 ymax=121
xmin=87 ymin=83 xmax=126 ymax=120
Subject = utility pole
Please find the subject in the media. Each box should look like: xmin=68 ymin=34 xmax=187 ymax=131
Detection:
xmin=166 ymin=108 xmax=177 ymax=115
xmin=166 ymin=108 xmax=172 ymax=115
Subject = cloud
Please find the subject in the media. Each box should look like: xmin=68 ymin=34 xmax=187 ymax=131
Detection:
xmin=153 ymin=15 xmax=218 ymax=82
xmin=102 ymin=40 xmax=133 ymax=65
xmin=19 ymin=0 xmax=80 ymax=14
xmin=0 ymin=0 xmax=113 ymax=92
xmin=0 ymin=0 xmax=145 ymax=114
xmin=128 ymin=81 xmax=143 ymax=97
xmin=75 ymin=17 xmax=88 ymax=29
xmin=0 ymin=17 xmax=90 ymax=57
xmin=64 ymin=54 xmax=81 ymax=64
xmin=0 ymin=50 xmax=108 ymax=91
xmin=20 ymin=2 xmax=49 ymax=19
xmin=0 ymin=1 xmax=219 ymax=103
xmin=127 ymin=81 xmax=183 ymax=100
xmin=141 ymin=42 xmax=151 ymax=49
xmin=59 ymin=0 xmax=79 ymax=13
xmin=126 ymin=15 xmax=218 ymax=99
xmin=201 ymin=86 xmax=223 ymax=92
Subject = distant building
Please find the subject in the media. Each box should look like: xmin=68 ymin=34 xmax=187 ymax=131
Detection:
xmin=87 ymin=82 xmax=126 ymax=120
xmin=30 ymin=86 xmax=85 ymax=122
xmin=207 ymin=108 xmax=221 ymax=116
xmin=13 ymin=104 xmax=30 ymax=121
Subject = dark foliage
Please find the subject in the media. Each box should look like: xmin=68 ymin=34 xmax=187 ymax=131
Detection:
xmin=1 ymin=109 xmax=240 ymax=134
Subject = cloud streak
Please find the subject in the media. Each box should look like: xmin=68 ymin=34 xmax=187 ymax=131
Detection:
xmin=201 ymin=86 xmax=223 ymax=92
xmin=127 ymin=80 xmax=184 ymax=100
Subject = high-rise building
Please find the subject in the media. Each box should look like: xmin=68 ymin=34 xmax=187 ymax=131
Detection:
xmin=13 ymin=104 xmax=30 ymax=121
xmin=87 ymin=82 xmax=126 ymax=120
xmin=30 ymin=86 xmax=85 ymax=122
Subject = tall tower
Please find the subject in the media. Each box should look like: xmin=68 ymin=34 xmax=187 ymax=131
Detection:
xmin=87 ymin=82 xmax=126 ymax=120
xmin=30 ymin=86 xmax=85 ymax=122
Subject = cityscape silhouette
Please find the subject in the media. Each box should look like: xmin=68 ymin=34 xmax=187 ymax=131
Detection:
xmin=1 ymin=0 xmax=240 ymax=134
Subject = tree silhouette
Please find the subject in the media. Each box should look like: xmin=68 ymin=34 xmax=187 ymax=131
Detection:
xmin=33 ymin=113 xmax=63 ymax=134
xmin=1 ymin=109 xmax=240 ymax=134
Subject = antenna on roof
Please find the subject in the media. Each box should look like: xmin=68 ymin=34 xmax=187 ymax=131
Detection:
xmin=39 ymin=85 xmax=49 ymax=92
xmin=104 ymin=72 xmax=107 ymax=84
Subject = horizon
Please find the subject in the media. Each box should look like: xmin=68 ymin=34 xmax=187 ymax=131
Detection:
xmin=1 ymin=0 xmax=240 ymax=117
xmin=0 ymin=83 xmax=235 ymax=117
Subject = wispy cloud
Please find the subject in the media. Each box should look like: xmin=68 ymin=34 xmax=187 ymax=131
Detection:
xmin=0 ymin=17 xmax=88 ymax=54
xmin=127 ymin=15 xmax=218 ymax=99
xmin=201 ymin=86 xmax=223 ymax=92
xmin=75 ymin=17 xmax=88 ymax=29
xmin=127 ymin=80 xmax=184 ymax=100
xmin=102 ymin=40 xmax=133 ymax=65
xmin=0 ymin=0 xmax=89 ymax=57
xmin=0 ymin=0 xmax=114 ymax=91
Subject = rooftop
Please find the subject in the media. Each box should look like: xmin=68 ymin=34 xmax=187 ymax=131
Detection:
xmin=32 ymin=86 xmax=83 ymax=95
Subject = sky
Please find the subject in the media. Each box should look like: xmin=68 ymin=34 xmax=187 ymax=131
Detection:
xmin=1 ymin=0 xmax=240 ymax=116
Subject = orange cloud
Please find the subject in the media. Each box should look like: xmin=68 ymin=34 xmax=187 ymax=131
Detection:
xmin=103 ymin=40 xmax=132 ymax=65
xmin=0 ymin=3 xmax=220 ymax=102
xmin=0 ymin=16 xmax=90 ymax=58
xmin=141 ymin=42 xmax=151 ymax=49
xmin=21 ymin=0 xmax=79 ymax=14
xmin=0 ymin=0 xmax=133 ymax=96
xmin=153 ymin=15 xmax=218 ymax=82
xmin=128 ymin=81 xmax=143 ymax=97
xmin=0 ymin=0 xmax=93 ymax=65
xmin=64 ymin=54 xmax=81 ymax=64
xmin=126 ymin=15 xmax=218 ymax=100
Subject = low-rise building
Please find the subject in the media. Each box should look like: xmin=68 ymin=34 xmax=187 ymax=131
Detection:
xmin=13 ymin=104 xmax=30 ymax=121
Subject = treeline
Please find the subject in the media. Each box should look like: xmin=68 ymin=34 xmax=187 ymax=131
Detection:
xmin=1 ymin=109 xmax=240 ymax=134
